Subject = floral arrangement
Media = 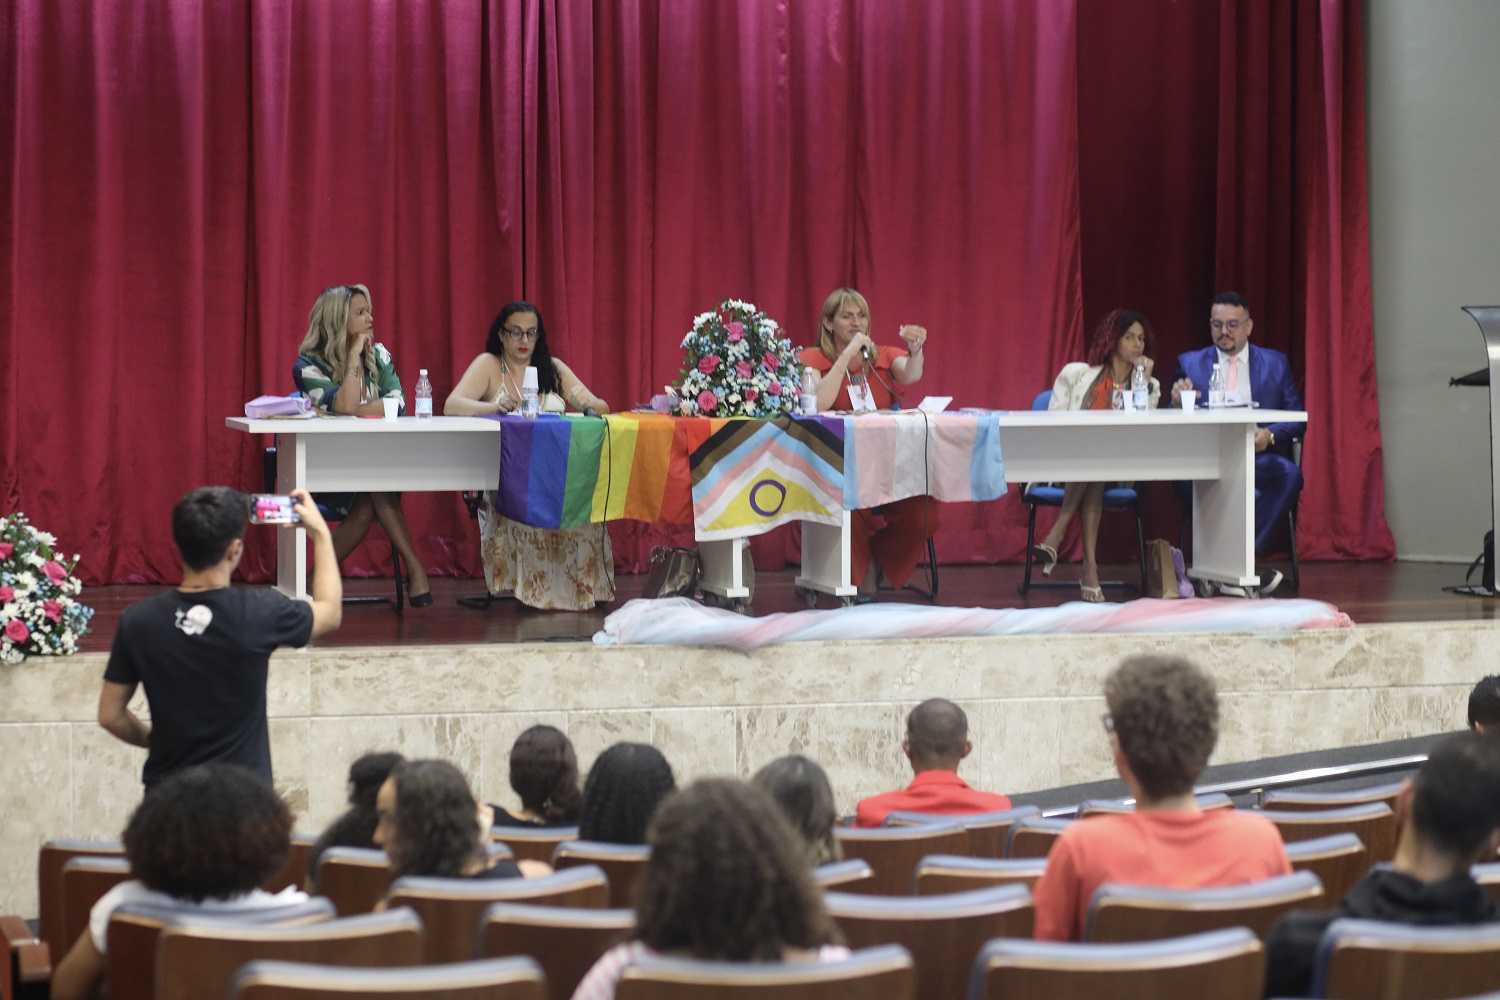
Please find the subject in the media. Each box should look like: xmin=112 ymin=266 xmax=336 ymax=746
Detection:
xmin=0 ymin=512 xmax=94 ymax=663
xmin=675 ymin=299 xmax=803 ymax=418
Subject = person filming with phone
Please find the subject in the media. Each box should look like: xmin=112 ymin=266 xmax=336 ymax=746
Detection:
xmin=97 ymin=487 xmax=342 ymax=789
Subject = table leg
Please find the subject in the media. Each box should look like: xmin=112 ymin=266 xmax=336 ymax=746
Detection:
xmin=795 ymin=514 xmax=858 ymax=597
xmin=1189 ymin=422 xmax=1259 ymax=587
xmin=274 ymin=434 xmax=309 ymax=599
xmin=699 ymin=538 xmax=751 ymax=600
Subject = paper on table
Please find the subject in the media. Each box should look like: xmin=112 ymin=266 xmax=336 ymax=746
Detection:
xmin=916 ymin=396 xmax=953 ymax=413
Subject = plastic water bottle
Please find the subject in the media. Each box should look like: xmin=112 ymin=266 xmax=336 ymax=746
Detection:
xmin=1208 ymin=363 xmax=1226 ymax=408
xmin=520 ymin=366 xmax=541 ymax=420
xmin=414 ymin=369 xmax=433 ymax=418
xmin=1131 ymin=363 xmax=1149 ymax=411
xmin=800 ymin=367 xmax=818 ymax=415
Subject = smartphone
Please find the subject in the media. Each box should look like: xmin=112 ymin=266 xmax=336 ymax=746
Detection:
xmin=249 ymin=494 xmax=301 ymax=525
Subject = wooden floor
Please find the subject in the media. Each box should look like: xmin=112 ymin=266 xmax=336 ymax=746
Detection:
xmin=74 ymin=559 xmax=1498 ymax=652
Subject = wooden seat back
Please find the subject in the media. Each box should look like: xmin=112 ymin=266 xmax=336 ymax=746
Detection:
xmin=1004 ymin=817 xmax=1074 ymax=859
xmin=614 ymin=943 xmax=916 ymax=1000
xmin=550 ymin=842 xmax=649 ymax=907
xmin=812 ymin=859 xmax=874 ymax=890
xmin=1259 ymin=803 xmax=1397 ymax=863
xmin=1084 ymin=871 xmax=1325 ymax=942
xmin=912 ymin=855 xmax=1046 ymax=895
xmin=490 ymin=827 xmax=579 ymax=865
xmin=315 ymin=847 xmax=393 ymax=916
xmin=59 ymin=856 xmax=131 ymax=962
xmin=37 ymin=840 xmax=123 ymax=964
xmin=1076 ymin=793 xmax=1233 ymax=818
xmin=1284 ymin=833 xmax=1369 ymax=903
xmin=1261 ymin=780 xmax=1405 ymax=814
xmin=230 ymin=955 xmax=547 ymax=1000
xmin=479 ymin=903 xmax=633 ymax=1000
xmin=882 ymin=806 xmax=1041 ymax=859
xmin=0 ymin=913 xmax=50 ymax=1000
xmin=265 ymin=834 xmax=320 ymax=894
xmin=833 ymin=823 xmax=968 ymax=896
xmin=1313 ymin=918 xmax=1500 ymax=1000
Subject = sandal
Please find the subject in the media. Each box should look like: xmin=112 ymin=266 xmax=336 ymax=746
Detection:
xmin=1080 ymin=583 xmax=1105 ymax=603
xmin=1030 ymin=543 xmax=1059 ymax=576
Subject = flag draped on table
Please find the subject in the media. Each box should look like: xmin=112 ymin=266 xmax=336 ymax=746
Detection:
xmin=493 ymin=411 xmax=1006 ymax=537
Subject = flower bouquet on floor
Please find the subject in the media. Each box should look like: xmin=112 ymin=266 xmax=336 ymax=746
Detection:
xmin=0 ymin=512 xmax=94 ymax=663
xmin=674 ymin=299 xmax=802 ymax=418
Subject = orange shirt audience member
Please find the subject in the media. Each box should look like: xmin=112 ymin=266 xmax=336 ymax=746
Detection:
xmin=1031 ymin=654 xmax=1291 ymax=941
xmin=854 ymin=698 xmax=1011 ymax=828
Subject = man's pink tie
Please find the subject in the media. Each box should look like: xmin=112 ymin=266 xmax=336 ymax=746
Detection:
xmin=1227 ymin=357 xmax=1239 ymax=394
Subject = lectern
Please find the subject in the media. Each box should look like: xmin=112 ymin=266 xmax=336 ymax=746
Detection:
xmin=1461 ymin=306 xmax=1500 ymax=595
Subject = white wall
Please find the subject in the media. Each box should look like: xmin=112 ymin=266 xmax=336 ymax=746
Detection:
xmin=1367 ymin=0 xmax=1500 ymax=561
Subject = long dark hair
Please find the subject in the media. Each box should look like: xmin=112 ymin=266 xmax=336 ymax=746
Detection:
xmin=486 ymin=301 xmax=559 ymax=396
xmin=385 ymin=760 xmax=485 ymax=878
xmin=510 ymin=725 xmax=582 ymax=823
xmin=1085 ymin=308 xmax=1153 ymax=368
xmin=578 ymin=743 xmax=676 ymax=845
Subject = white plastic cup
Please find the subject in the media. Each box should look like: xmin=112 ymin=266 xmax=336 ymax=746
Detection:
xmin=1180 ymin=390 xmax=1198 ymax=412
xmin=522 ymin=367 xmax=540 ymax=391
xmin=382 ymin=397 xmax=400 ymax=421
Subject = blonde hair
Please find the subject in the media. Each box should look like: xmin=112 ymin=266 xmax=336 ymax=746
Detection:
xmin=299 ymin=284 xmax=375 ymax=389
xmin=816 ymin=287 xmax=870 ymax=359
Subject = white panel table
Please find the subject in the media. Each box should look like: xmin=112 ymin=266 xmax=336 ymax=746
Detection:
xmin=227 ymin=416 xmax=502 ymax=597
xmin=794 ymin=407 xmax=1308 ymax=600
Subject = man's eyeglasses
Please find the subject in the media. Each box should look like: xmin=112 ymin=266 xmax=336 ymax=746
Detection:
xmin=1210 ymin=320 xmax=1242 ymax=333
xmin=503 ymin=326 xmax=540 ymax=342
xmin=1100 ymin=713 xmax=1115 ymax=734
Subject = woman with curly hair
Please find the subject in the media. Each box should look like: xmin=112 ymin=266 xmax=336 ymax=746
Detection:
xmin=577 ymin=743 xmax=676 ymax=845
xmin=306 ymin=751 xmax=405 ymax=880
xmin=374 ymin=759 xmax=548 ymax=880
xmin=571 ymin=779 xmax=848 ymax=1000
xmin=752 ymin=755 xmax=841 ymax=867
xmin=51 ymin=764 xmax=308 ymax=1000
xmin=493 ymin=725 xmax=582 ymax=827
xmin=1032 ymin=309 xmax=1160 ymax=602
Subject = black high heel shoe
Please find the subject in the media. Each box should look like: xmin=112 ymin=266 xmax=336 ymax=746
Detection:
xmin=406 ymin=580 xmax=433 ymax=608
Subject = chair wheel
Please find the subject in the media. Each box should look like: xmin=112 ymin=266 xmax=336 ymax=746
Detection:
xmin=1193 ymin=579 xmax=1215 ymax=599
xmin=700 ymin=591 xmax=723 ymax=609
xmin=796 ymin=586 xmax=819 ymax=609
xmin=728 ymin=597 xmax=749 ymax=614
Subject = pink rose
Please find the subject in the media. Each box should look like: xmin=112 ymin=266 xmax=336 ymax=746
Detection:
xmin=0 ymin=542 xmax=12 ymax=560
xmin=43 ymin=561 xmax=67 ymax=584
xmin=0 ymin=586 xmax=12 ymax=603
xmin=697 ymin=355 xmax=720 ymax=375
xmin=725 ymin=322 xmax=745 ymax=341
xmin=4 ymin=619 xmax=28 ymax=643
xmin=744 ymin=388 xmax=760 ymax=401
xmin=43 ymin=600 xmax=62 ymax=622
xmin=766 ymin=382 xmax=783 ymax=396
xmin=735 ymin=360 xmax=753 ymax=379
xmin=696 ymin=390 xmax=719 ymax=413
xmin=762 ymin=351 xmax=779 ymax=371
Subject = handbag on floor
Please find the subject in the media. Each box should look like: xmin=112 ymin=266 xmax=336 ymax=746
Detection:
xmin=1146 ymin=538 xmax=1183 ymax=599
xmin=643 ymin=546 xmax=701 ymax=599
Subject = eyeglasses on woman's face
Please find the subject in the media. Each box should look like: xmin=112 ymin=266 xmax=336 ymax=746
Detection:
xmin=503 ymin=325 xmax=540 ymax=342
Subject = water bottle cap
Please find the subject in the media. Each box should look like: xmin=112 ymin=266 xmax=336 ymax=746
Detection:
xmin=420 ymin=369 xmax=428 ymax=376
xmin=522 ymin=366 xmax=540 ymax=390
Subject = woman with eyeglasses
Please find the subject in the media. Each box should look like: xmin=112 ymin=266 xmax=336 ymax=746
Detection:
xmin=444 ymin=301 xmax=614 ymax=609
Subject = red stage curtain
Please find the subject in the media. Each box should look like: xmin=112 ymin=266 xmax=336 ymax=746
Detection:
xmin=1 ymin=0 xmax=1389 ymax=586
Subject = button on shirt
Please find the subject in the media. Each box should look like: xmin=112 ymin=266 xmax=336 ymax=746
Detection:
xmin=1216 ymin=345 xmax=1253 ymax=405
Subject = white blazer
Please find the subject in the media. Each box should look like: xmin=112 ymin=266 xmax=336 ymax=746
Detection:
xmin=1049 ymin=362 xmax=1160 ymax=411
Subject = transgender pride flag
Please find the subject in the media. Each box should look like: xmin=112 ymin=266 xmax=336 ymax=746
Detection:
xmin=840 ymin=411 xmax=1007 ymax=510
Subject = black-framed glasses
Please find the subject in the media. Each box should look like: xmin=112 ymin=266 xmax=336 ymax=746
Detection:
xmin=1209 ymin=320 xmax=1242 ymax=332
xmin=503 ymin=326 xmax=540 ymax=342
xmin=1100 ymin=713 xmax=1115 ymax=734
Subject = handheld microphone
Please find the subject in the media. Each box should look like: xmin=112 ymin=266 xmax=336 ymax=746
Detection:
xmin=582 ymin=406 xmax=600 ymax=418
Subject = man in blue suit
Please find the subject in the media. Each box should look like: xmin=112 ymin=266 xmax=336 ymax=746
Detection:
xmin=1171 ymin=292 xmax=1306 ymax=589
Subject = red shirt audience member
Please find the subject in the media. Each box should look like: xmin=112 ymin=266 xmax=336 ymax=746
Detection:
xmin=854 ymin=770 xmax=1011 ymax=828
xmin=1032 ymin=808 xmax=1290 ymax=941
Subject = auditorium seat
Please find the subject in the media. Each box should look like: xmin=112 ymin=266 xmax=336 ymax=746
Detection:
xmin=0 ymin=913 xmax=50 ymax=999
xmin=912 ymin=855 xmax=1047 ymax=895
xmin=812 ymin=859 xmax=874 ymax=890
xmin=1309 ymin=918 xmax=1500 ymax=1000
xmin=550 ymin=842 xmax=649 ymax=908
xmin=969 ymin=927 xmax=1265 ymax=1000
xmin=1470 ymin=861 xmax=1500 ymax=905
xmin=37 ymin=839 xmax=124 ymax=964
xmin=1261 ymin=780 xmax=1405 ymax=814
xmin=613 ymin=943 xmax=915 ymax=1000
xmin=106 ymin=897 xmax=334 ymax=1000
xmin=1004 ymin=817 xmax=1074 ymax=859
xmin=315 ymin=847 xmax=393 ymax=917
xmin=58 ymin=856 xmax=131 ymax=961
xmin=1083 ymin=870 xmax=1325 ymax=942
xmin=231 ymin=956 xmax=546 ymax=1000
xmin=1258 ymin=803 xmax=1397 ymax=863
xmin=265 ymin=834 xmax=320 ymax=894
xmin=882 ymin=806 xmax=1041 ymax=858
xmin=385 ymin=866 xmax=609 ymax=964
xmin=1284 ymin=833 xmax=1369 ymax=903
xmin=1076 ymin=793 xmax=1233 ymax=817
xmin=834 ymin=822 xmax=969 ymax=895
xmin=490 ymin=826 xmax=579 ymax=865
xmin=154 ymin=907 xmax=424 ymax=1000
xmin=479 ymin=903 xmax=633 ymax=1000
xmin=825 ymin=885 xmax=1032 ymax=1000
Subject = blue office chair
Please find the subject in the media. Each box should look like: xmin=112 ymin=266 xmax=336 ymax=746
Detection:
xmin=1020 ymin=390 xmax=1147 ymax=595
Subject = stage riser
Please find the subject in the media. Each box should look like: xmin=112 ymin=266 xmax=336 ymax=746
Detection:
xmin=0 ymin=620 xmax=1488 ymax=917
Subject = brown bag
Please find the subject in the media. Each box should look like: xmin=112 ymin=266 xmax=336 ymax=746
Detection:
xmin=643 ymin=546 xmax=701 ymax=599
xmin=1145 ymin=538 xmax=1180 ymax=599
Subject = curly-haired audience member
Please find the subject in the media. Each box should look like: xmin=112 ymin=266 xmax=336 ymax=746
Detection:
xmin=307 ymin=751 xmax=405 ymax=880
xmin=493 ymin=725 xmax=582 ymax=827
xmin=1031 ymin=655 xmax=1290 ymax=941
xmin=854 ymin=698 xmax=1010 ymax=827
xmin=51 ymin=764 xmax=308 ymax=1000
xmin=1264 ymin=732 xmax=1500 ymax=997
xmin=753 ymin=755 xmax=842 ymax=866
xmin=374 ymin=759 xmax=548 ymax=880
xmin=1469 ymin=675 xmax=1500 ymax=735
xmin=577 ymin=743 xmax=676 ymax=845
xmin=570 ymin=779 xmax=849 ymax=1000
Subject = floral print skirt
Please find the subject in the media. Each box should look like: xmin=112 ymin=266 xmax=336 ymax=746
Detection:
xmin=478 ymin=492 xmax=615 ymax=611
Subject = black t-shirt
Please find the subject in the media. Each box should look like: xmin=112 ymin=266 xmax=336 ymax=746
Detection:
xmin=104 ymin=587 xmax=313 ymax=788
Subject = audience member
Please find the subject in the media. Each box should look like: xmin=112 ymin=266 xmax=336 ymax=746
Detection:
xmin=98 ymin=486 xmax=341 ymax=789
xmin=571 ymin=779 xmax=848 ymax=1000
xmin=1263 ymin=732 xmax=1500 ymax=997
xmin=854 ymin=698 xmax=1010 ymax=827
xmin=51 ymin=764 xmax=307 ymax=1000
xmin=374 ymin=759 xmax=548 ymax=880
xmin=753 ymin=755 xmax=842 ymax=866
xmin=577 ymin=743 xmax=676 ymax=845
xmin=493 ymin=725 xmax=582 ymax=827
xmin=307 ymin=751 xmax=405 ymax=880
xmin=1468 ymin=675 xmax=1500 ymax=734
xmin=1032 ymin=655 xmax=1290 ymax=940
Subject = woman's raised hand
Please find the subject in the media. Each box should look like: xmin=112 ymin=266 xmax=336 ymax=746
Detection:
xmin=898 ymin=325 xmax=928 ymax=354
xmin=1141 ymin=356 xmax=1155 ymax=380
